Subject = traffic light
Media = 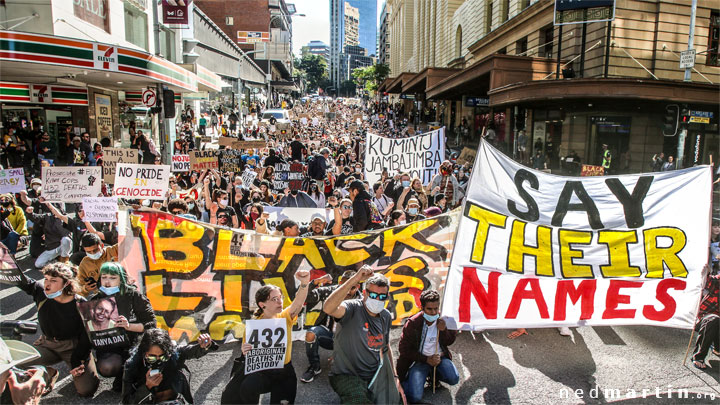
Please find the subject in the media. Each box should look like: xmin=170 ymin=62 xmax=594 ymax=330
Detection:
xmin=163 ymin=89 xmax=176 ymax=119
xmin=663 ymin=104 xmax=679 ymax=136
xmin=680 ymin=108 xmax=690 ymax=124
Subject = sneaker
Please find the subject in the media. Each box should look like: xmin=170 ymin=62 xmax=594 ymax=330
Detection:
xmin=558 ymin=327 xmax=572 ymax=336
xmin=300 ymin=365 xmax=321 ymax=383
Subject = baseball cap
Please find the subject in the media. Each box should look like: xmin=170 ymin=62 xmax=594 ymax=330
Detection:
xmin=310 ymin=213 xmax=326 ymax=223
xmin=0 ymin=337 xmax=40 ymax=375
xmin=30 ymin=178 xmax=42 ymax=185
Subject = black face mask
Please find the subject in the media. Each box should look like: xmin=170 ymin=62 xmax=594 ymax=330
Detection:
xmin=252 ymin=197 xmax=261 ymax=203
xmin=1 ymin=202 xmax=10 ymax=207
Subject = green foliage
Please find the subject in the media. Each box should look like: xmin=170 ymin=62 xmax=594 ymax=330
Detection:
xmin=351 ymin=64 xmax=390 ymax=95
xmin=295 ymin=54 xmax=330 ymax=93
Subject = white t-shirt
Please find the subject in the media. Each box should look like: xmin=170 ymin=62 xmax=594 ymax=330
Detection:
xmin=421 ymin=322 xmax=439 ymax=356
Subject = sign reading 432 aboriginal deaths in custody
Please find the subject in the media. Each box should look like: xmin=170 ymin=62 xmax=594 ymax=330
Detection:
xmin=441 ymin=139 xmax=711 ymax=331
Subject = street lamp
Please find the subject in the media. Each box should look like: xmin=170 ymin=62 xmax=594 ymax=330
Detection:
xmin=266 ymin=13 xmax=306 ymax=108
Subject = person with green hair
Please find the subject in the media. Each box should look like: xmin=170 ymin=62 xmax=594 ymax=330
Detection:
xmin=88 ymin=262 xmax=156 ymax=392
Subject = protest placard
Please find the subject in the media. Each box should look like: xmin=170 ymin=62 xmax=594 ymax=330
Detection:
xmin=82 ymin=197 xmax=118 ymax=222
xmin=191 ymin=150 xmax=219 ymax=171
xmin=171 ymin=155 xmax=190 ymax=172
xmin=456 ymin=147 xmax=477 ymax=166
xmin=0 ymin=168 xmax=25 ymax=194
xmin=262 ymin=206 xmax=331 ymax=229
xmin=241 ymin=170 xmax=258 ymax=188
xmin=113 ymin=164 xmax=171 ymax=200
xmin=581 ymin=164 xmax=605 ymax=176
xmin=441 ymin=139 xmax=711 ymax=330
xmin=219 ymin=149 xmax=243 ymax=173
xmin=364 ymin=128 xmax=445 ymax=186
xmin=77 ymin=297 xmax=129 ymax=349
xmin=273 ymin=162 xmax=304 ymax=191
xmin=0 ymin=242 xmax=27 ymax=285
xmin=103 ymin=148 xmax=139 ymax=184
xmin=230 ymin=140 xmax=266 ymax=150
xmin=244 ymin=319 xmax=287 ymax=374
xmin=42 ymin=166 xmax=102 ymax=203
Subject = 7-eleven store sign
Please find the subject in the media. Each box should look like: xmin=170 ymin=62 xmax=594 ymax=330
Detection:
xmin=94 ymin=44 xmax=118 ymax=71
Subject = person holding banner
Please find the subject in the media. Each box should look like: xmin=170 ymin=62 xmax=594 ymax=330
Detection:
xmin=122 ymin=328 xmax=214 ymax=404
xmin=692 ymin=272 xmax=720 ymax=370
xmin=221 ymin=269 xmax=312 ymax=404
xmin=89 ymin=262 xmax=156 ymax=392
xmin=396 ymin=289 xmax=459 ymax=402
xmin=428 ymin=161 xmax=464 ymax=209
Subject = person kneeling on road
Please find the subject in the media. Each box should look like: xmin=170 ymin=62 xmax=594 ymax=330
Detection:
xmin=396 ymin=289 xmax=459 ymax=403
xmin=122 ymin=328 xmax=214 ymax=404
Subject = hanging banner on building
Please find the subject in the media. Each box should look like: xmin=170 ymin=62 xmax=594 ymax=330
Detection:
xmin=365 ymin=128 xmax=445 ymax=186
xmin=162 ymin=0 xmax=191 ymax=27
xmin=441 ymin=139 xmax=711 ymax=331
xmin=0 ymin=242 xmax=27 ymax=285
xmin=119 ymin=209 xmax=458 ymax=341
xmin=244 ymin=318 xmax=287 ymax=374
xmin=77 ymin=297 xmax=130 ymax=349
xmin=171 ymin=154 xmax=191 ymax=172
xmin=41 ymin=166 xmax=102 ymax=203
xmin=191 ymin=150 xmax=219 ymax=171
xmin=113 ymin=164 xmax=171 ymax=200
xmin=0 ymin=168 xmax=25 ymax=194
xmin=82 ymin=197 xmax=118 ymax=222
xmin=103 ymin=148 xmax=140 ymax=183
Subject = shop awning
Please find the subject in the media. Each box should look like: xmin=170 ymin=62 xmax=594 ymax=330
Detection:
xmin=386 ymin=72 xmax=416 ymax=94
xmin=378 ymin=76 xmax=394 ymax=93
xmin=0 ymin=30 xmax=201 ymax=93
xmin=401 ymin=67 xmax=459 ymax=94
xmin=270 ymin=80 xmax=299 ymax=93
xmin=179 ymin=64 xmax=224 ymax=92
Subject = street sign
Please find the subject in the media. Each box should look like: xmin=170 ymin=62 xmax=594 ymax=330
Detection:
xmin=680 ymin=49 xmax=696 ymax=69
xmin=689 ymin=110 xmax=713 ymax=124
xmin=465 ymin=97 xmax=489 ymax=107
xmin=142 ymin=88 xmax=156 ymax=107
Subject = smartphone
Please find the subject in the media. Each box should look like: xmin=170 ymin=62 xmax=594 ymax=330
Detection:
xmin=149 ymin=369 xmax=160 ymax=377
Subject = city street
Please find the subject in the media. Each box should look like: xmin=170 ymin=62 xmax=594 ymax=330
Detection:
xmin=2 ymin=249 xmax=717 ymax=404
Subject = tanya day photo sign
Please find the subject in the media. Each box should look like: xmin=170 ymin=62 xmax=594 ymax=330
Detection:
xmin=103 ymin=148 xmax=139 ymax=184
xmin=365 ymin=127 xmax=445 ymax=185
xmin=441 ymin=140 xmax=711 ymax=331
xmin=244 ymin=318 xmax=287 ymax=374
xmin=113 ymin=164 xmax=171 ymax=200
xmin=77 ymin=297 xmax=129 ymax=349
xmin=82 ymin=197 xmax=118 ymax=222
xmin=42 ymin=167 xmax=102 ymax=203
xmin=172 ymin=155 xmax=190 ymax=172
xmin=0 ymin=168 xmax=25 ymax=194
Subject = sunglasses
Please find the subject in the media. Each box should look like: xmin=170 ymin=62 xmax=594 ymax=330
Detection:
xmin=145 ymin=354 xmax=168 ymax=364
xmin=366 ymin=291 xmax=388 ymax=301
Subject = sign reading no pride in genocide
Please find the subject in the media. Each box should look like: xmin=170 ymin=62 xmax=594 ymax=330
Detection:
xmin=113 ymin=164 xmax=171 ymax=200
xmin=365 ymin=128 xmax=445 ymax=185
xmin=42 ymin=166 xmax=102 ymax=203
xmin=0 ymin=168 xmax=25 ymax=194
xmin=103 ymin=148 xmax=139 ymax=184
xmin=82 ymin=197 xmax=118 ymax=222
xmin=191 ymin=150 xmax=219 ymax=171
xmin=244 ymin=318 xmax=287 ymax=374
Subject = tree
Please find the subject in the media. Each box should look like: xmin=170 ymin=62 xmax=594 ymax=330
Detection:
xmin=295 ymin=54 xmax=330 ymax=94
xmin=339 ymin=80 xmax=356 ymax=97
xmin=351 ymin=63 xmax=391 ymax=96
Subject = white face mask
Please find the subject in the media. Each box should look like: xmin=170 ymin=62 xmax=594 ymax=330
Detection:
xmin=87 ymin=249 xmax=103 ymax=260
xmin=365 ymin=297 xmax=386 ymax=314
xmin=32 ymin=185 xmax=40 ymax=191
xmin=398 ymin=220 xmax=406 ymax=225
xmin=219 ymin=199 xmax=229 ymax=206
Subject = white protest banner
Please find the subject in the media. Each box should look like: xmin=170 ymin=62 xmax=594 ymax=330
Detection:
xmin=82 ymin=197 xmax=118 ymax=222
xmin=261 ymin=206 xmax=331 ymax=229
xmin=0 ymin=168 xmax=25 ymax=194
xmin=441 ymin=139 xmax=711 ymax=331
xmin=113 ymin=164 xmax=171 ymax=201
xmin=171 ymin=155 xmax=190 ymax=172
xmin=365 ymin=128 xmax=445 ymax=186
xmin=244 ymin=318 xmax=287 ymax=374
xmin=241 ymin=170 xmax=258 ymax=189
xmin=103 ymin=148 xmax=139 ymax=184
xmin=42 ymin=166 xmax=102 ymax=203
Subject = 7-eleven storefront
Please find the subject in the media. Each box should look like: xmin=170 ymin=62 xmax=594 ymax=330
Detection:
xmin=0 ymin=30 xmax=209 ymax=159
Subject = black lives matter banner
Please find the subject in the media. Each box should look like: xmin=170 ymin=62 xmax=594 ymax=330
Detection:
xmin=365 ymin=128 xmax=445 ymax=186
xmin=119 ymin=209 xmax=458 ymax=342
xmin=442 ymin=139 xmax=711 ymax=330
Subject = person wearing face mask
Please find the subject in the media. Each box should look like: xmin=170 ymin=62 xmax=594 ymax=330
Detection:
xmin=429 ymin=161 xmax=465 ymax=209
xmin=348 ymin=180 xmax=384 ymax=232
xmin=239 ymin=203 xmax=266 ymax=230
xmin=209 ymin=190 xmax=239 ymax=228
xmin=123 ymin=328 xmax=214 ymax=404
xmin=307 ymin=182 xmax=326 ymax=210
xmin=323 ymin=268 xmax=394 ymax=404
xmin=89 ymin=262 xmax=156 ymax=392
xmin=385 ymin=172 xmax=412 ymax=207
xmin=396 ymin=289 xmax=459 ymax=402
xmin=0 ymin=193 xmax=27 ymax=254
xmin=18 ymin=262 xmax=100 ymax=396
xmin=77 ymin=233 xmax=119 ymax=296
xmin=405 ymin=198 xmax=426 ymax=223
xmin=387 ymin=210 xmax=407 ymax=227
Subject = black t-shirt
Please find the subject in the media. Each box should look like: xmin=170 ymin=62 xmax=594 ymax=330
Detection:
xmin=326 ymin=216 xmax=354 ymax=235
xmin=290 ymin=140 xmax=306 ymax=162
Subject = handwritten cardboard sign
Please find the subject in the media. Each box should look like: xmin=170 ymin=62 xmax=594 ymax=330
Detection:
xmin=42 ymin=166 xmax=102 ymax=203
xmin=103 ymin=148 xmax=139 ymax=184
xmin=171 ymin=155 xmax=190 ymax=172
xmin=82 ymin=197 xmax=118 ymax=222
xmin=113 ymin=164 xmax=171 ymax=200
xmin=219 ymin=149 xmax=243 ymax=173
xmin=0 ymin=168 xmax=25 ymax=194
xmin=191 ymin=150 xmax=219 ymax=171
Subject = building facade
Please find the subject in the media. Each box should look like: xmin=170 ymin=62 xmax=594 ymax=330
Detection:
xmin=302 ymin=40 xmax=330 ymax=62
xmin=344 ymin=2 xmax=360 ymax=48
xmin=330 ymin=0 xmax=378 ymax=91
xmin=381 ymin=0 xmax=719 ymax=173
xmin=379 ymin=1 xmax=390 ymax=66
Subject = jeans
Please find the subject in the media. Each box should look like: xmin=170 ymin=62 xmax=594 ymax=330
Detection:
xmin=305 ymin=325 xmax=334 ymax=368
xmin=401 ymin=358 xmax=459 ymax=403
xmin=221 ymin=362 xmax=296 ymax=404
xmin=2 ymin=231 xmax=20 ymax=254
xmin=34 ymin=236 xmax=72 ymax=268
xmin=693 ymin=314 xmax=720 ymax=362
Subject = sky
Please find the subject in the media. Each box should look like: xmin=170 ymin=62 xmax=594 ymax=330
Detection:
xmin=291 ymin=0 xmax=385 ymax=56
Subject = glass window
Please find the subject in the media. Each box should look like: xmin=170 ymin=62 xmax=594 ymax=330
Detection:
xmin=159 ymin=27 xmax=176 ymax=61
xmin=707 ymin=11 xmax=719 ymax=67
xmin=124 ymin=4 xmax=148 ymax=51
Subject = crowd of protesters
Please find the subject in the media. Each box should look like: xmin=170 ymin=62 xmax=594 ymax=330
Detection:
xmin=0 ymin=95 xmax=717 ymax=405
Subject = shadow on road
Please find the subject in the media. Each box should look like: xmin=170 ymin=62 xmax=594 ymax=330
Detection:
xmin=454 ymin=332 xmax=516 ymax=404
